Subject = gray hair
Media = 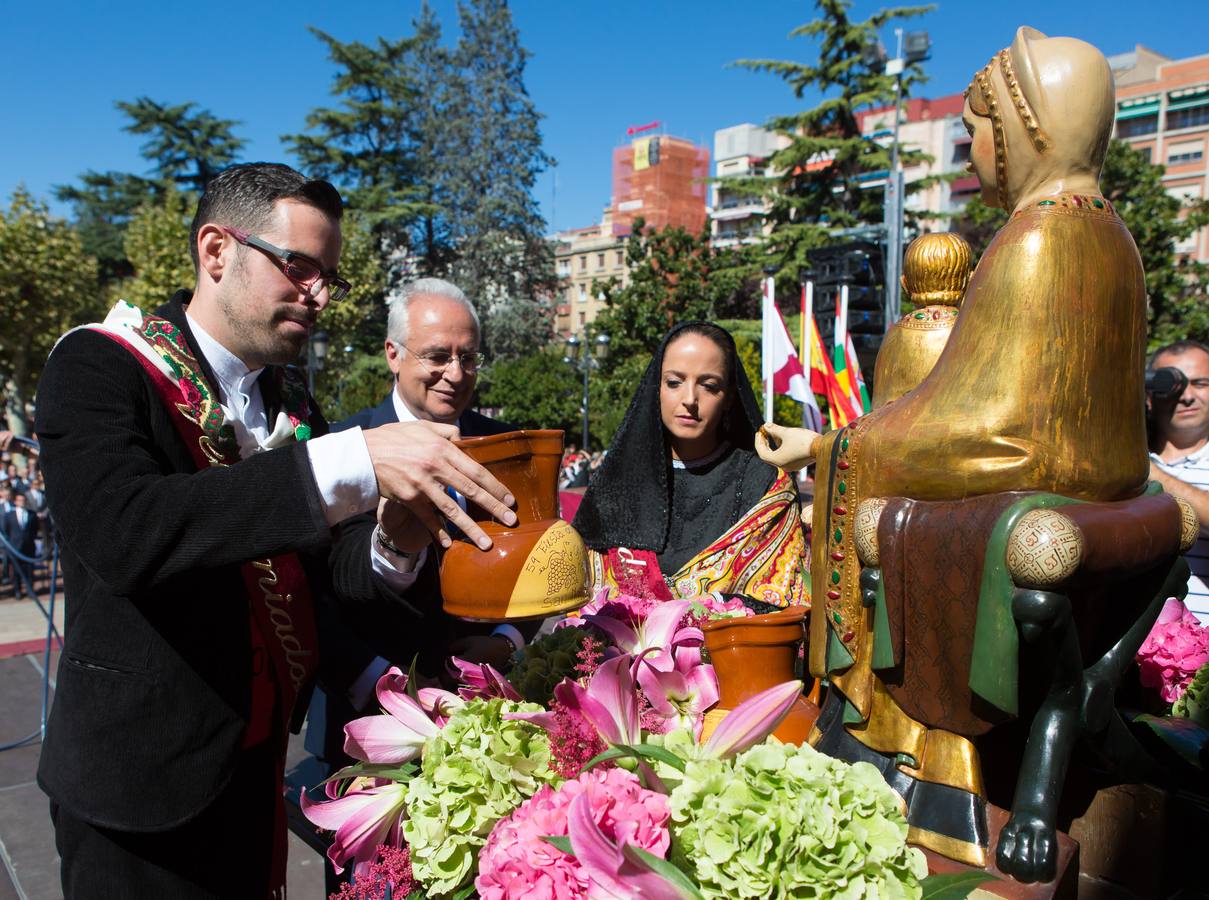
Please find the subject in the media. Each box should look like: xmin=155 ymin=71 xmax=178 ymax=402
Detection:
xmin=387 ymin=278 xmax=480 ymax=345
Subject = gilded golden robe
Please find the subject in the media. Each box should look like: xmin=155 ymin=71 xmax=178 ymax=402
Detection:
xmin=810 ymin=194 xmax=1149 ymax=704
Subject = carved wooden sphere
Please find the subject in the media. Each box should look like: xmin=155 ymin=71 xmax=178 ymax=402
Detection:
xmin=1006 ymin=508 xmax=1084 ymax=587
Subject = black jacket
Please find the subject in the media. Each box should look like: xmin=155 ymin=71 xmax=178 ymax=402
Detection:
xmin=2 ymin=507 xmax=38 ymax=557
xmin=35 ymin=293 xmax=396 ymax=831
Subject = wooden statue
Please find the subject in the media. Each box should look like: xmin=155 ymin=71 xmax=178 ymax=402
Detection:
xmin=757 ymin=27 xmax=1199 ymax=886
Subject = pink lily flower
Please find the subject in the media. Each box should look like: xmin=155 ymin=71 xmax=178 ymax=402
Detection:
xmin=300 ymin=779 xmax=407 ymax=876
xmin=448 ymin=656 xmax=522 ymax=701
xmin=566 ymin=792 xmax=696 ymax=899
xmin=636 ymin=662 xmax=720 ymax=738
xmin=343 ymin=668 xmax=441 ymax=764
xmin=417 ymin=686 xmax=463 ymax=726
xmin=583 ymin=600 xmax=702 ymax=672
xmin=553 ymin=654 xmax=643 ymax=746
xmin=700 ymin=680 xmax=803 ymax=759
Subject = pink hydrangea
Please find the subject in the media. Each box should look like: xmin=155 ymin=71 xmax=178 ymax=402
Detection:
xmin=475 ymin=767 xmax=670 ymax=899
xmin=1137 ymin=597 xmax=1209 ymax=703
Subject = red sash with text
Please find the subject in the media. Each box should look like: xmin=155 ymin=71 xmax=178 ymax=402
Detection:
xmin=92 ymin=314 xmax=317 ymax=899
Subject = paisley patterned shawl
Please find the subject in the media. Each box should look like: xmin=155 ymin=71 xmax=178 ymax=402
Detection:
xmin=589 ymin=468 xmax=809 ymax=608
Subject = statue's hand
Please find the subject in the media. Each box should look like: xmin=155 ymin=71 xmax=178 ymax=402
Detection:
xmin=755 ymin=423 xmax=822 ymax=473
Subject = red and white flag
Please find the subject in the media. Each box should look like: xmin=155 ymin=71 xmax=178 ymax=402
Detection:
xmin=761 ymin=275 xmax=820 ymax=426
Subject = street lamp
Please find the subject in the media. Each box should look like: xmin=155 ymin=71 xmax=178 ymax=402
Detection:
xmin=307 ymin=330 xmax=330 ymax=396
xmin=564 ymin=332 xmax=610 ymax=450
xmin=880 ymin=29 xmax=930 ymax=329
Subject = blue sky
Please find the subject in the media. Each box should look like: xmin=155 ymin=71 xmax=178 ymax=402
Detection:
xmin=3 ymin=1 xmax=1206 ymax=234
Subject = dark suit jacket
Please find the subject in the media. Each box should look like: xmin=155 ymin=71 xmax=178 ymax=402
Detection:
xmin=35 ymin=291 xmax=404 ymax=832
xmin=328 ymin=391 xmax=514 ymax=672
xmin=3 ymin=508 xmax=38 ymax=557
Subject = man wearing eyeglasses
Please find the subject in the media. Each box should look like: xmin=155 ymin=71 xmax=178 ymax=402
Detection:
xmin=333 ymin=278 xmax=520 ymax=670
xmin=1148 ymin=339 xmax=1209 ymax=626
xmin=33 ymin=163 xmax=516 ymax=899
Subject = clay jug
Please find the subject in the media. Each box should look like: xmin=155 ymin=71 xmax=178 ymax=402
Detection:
xmin=701 ymin=607 xmax=820 ymax=744
xmin=439 ymin=429 xmax=589 ymax=621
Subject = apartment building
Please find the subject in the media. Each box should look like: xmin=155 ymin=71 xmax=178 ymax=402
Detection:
xmin=1112 ymin=45 xmax=1209 ymax=262
xmin=709 ymin=123 xmax=790 ymax=248
xmin=552 ymin=212 xmax=630 ymax=337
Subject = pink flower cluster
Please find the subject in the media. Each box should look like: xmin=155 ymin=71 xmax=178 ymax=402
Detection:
xmin=1137 ymin=597 xmax=1209 ymax=703
xmin=475 ymin=768 xmax=671 ymax=900
xmin=546 ymin=696 xmax=607 ymax=779
xmin=331 ymin=845 xmax=416 ymax=900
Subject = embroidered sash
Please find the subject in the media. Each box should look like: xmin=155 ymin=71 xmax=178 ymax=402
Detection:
xmin=86 ymin=305 xmax=320 ymax=732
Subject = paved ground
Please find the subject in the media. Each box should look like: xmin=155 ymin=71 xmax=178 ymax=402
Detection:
xmin=0 ymin=592 xmax=329 ymax=900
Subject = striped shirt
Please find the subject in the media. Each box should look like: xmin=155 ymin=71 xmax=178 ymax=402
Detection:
xmin=1152 ymin=447 xmax=1209 ymax=625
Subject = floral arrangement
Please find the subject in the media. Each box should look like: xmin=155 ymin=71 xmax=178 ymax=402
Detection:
xmin=303 ymin=592 xmax=973 ymax=899
xmin=1136 ymin=597 xmax=1209 ymax=704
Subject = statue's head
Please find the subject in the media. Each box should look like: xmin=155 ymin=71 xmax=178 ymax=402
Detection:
xmin=901 ymin=232 xmax=973 ymax=307
xmin=963 ymin=27 xmax=1115 ymax=209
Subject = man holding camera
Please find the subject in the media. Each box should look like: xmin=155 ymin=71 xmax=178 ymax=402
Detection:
xmin=1148 ymin=339 xmax=1209 ymax=624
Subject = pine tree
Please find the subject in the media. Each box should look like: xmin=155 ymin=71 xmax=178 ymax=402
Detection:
xmin=116 ymin=98 xmax=245 ymax=191
xmin=55 ymin=99 xmax=245 ymax=285
xmin=446 ymin=0 xmax=557 ymax=357
xmin=283 ymin=26 xmax=429 ymax=253
xmin=733 ymin=0 xmax=933 ymax=281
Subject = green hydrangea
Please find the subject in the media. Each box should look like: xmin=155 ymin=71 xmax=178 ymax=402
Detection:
xmin=1173 ymin=660 xmax=1209 ymax=726
xmin=668 ymin=741 xmax=928 ymax=899
xmin=507 ymin=625 xmax=591 ymax=705
xmin=402 ymin=697 xmax=560 ymax=895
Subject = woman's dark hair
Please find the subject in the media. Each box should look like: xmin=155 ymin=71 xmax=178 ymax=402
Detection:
xmin=188 ymin=162 xmax=344 ymax=270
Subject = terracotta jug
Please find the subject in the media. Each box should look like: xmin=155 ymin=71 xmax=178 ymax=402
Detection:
xmin=439 ymin=429 xmax=589 ymax=622
xmin=701 ymin=607 xmax=820 ymax=744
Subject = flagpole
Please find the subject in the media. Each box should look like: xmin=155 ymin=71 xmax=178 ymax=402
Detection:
xmin=801 ymin=281 xmax=812 ymax=429
xmin=762 ymin=273 xmax=775 ymax=423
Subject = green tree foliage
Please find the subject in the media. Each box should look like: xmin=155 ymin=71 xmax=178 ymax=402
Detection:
xmin=116 ymin=98 xmax=245 ymax=191
xmin=118 ymin=187 xmax=194 ymax=309
xmin=593 ymin=221 xmax=754 ymax=362
xmin=733 ymin=0 xmax=933 ymax=283
xmin=56 ymin=98 xmax=244 ymax=287
xmin=952 ymin=139 xmax=1209 ymax=347
xmin=478 ymin=348 xmax=582 ymax=435
xmin=446 ymin=0 xmax=557 ymax=358
xmin=0 ymin=190 xmax=101 ymax=432
xmin=283 ymin=22 xmax=433 ymax=258
xmin=53 ymin=171 xmax=159 ymax=282
xmin=315 ymin=350 xmax=395 ymax=425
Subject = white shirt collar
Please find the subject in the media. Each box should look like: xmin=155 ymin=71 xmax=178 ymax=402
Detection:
xmin=671 ymin=440 xmax=731 ymax=471
xmin=391 ymin=386 xmax=420 ymax=424
xmin=185 ymin=311 xmax=265 ymax=403
xmin=391 ymin=385 xmax=464 ymax=429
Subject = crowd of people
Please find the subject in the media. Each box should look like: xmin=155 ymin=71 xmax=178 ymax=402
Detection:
xmin=557 ymin=444 xmax=604 ymax=489
xmin=0 ymin=437 xmax=49 ymax=599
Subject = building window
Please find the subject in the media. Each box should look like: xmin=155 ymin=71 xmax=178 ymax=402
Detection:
xmin=1168 ymin=140 xmax=1205 ymax=165
xmin=615 ymin=250 xmax=623 ymax=265
xmin=1117 ymin=114 xmax=1158 ymax=138
xmin=557 ymin=258 xmax=570 ymax=274
xmin=597 ymin=253 xmax=605 ymax=268
xmin=1140 ymin=146 xmax=1152 ymax=164
xmin=579 ymin=311 xmax=586 ymax=326
xmin=579 ymin=256 xmax=587 ymax=271
xmin=952 ymin=142 xmax=971 ymax=164
xmin=1167 ymin=104 xmax=1209 ymax=132
xmin=578 ymin=284 xmax=587 ymax=302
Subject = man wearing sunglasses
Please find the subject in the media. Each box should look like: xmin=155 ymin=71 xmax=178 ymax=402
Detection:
xmin=33 ymin=163 xmax=516 ymax=899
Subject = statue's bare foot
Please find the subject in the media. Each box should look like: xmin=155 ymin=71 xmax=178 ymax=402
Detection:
xmin=996 ymin=811 xmax=1057 ymax=883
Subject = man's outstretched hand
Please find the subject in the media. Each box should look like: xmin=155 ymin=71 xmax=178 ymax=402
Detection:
xmin=363 ymin=420 xmax=517 ymax=551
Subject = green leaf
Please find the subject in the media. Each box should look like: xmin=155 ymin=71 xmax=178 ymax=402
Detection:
xmin=449 ymin=885 xmax=477 ymax=900
xmin=319 ymin=760 xmax=418 ymax=790
xmin=920 ymin=871 xmax=999 ymax=899
xmin=582 ymin=742 xmax=687 ymax=774
xmin=622 ymin=844 xmax=705 ymax=899
xmin=541 ymin=834 xmax=574 ymax=855
xmin=405 ymin=655 xmax=421 ymax=704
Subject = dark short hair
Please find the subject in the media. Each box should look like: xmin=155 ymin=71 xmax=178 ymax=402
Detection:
xmin=188 ymin=163 xmax=344 ymax=269
xmin=1149 ymin=339 xmax=1209 ymax=369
